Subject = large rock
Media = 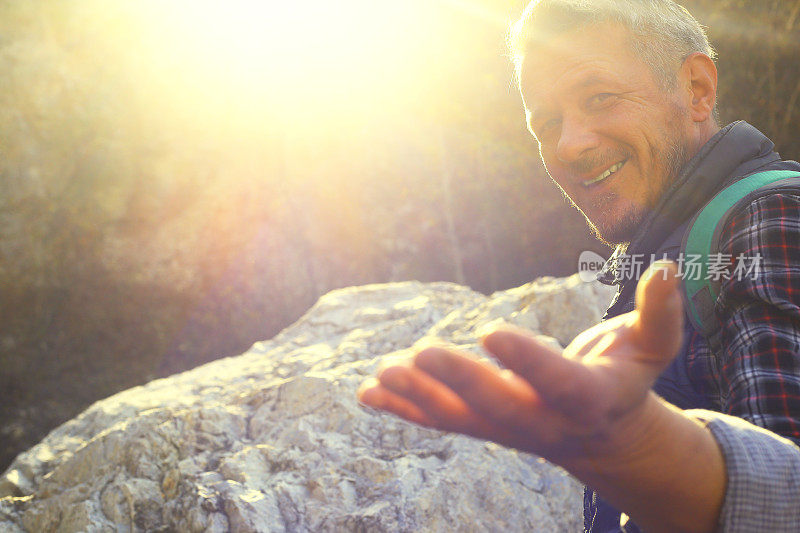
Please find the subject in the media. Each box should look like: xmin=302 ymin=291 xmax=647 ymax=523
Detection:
xmin=0 ymin=275 xmax=615 ymax=532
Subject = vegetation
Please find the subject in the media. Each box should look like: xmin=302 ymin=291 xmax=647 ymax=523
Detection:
xmin=0 ymin=0 xmax=798 ymax=470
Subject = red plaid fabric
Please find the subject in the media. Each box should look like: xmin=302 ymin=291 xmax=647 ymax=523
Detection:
xmin=686 ymin=193 xmax=800 ymax=445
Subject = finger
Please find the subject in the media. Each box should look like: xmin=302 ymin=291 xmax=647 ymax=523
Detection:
xmin=378 ymin=363 xmax=474 ymax=422
xmin=378 ymin=359 xmax=512 ymax=440
xmin=412 ymin=346 xmax=544 ymax=430
xmin=633 ymin=261 xmax=684 ymax=364
xmin=480 ymin=327 xmax=601 ymax=422
xmin=566 ymin=322 xmax=613 ymax=359
xmin=357 ymin=378 xmax=438 ymax=428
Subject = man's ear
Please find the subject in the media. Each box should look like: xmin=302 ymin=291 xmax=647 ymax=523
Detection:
xmin=681 ymin=52 xmax=717 ymax=123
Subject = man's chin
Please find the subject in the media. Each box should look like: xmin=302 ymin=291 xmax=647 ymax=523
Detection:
xmin=586 ymin=211 xmax=645 ymax=246
xmin=570 ymin=192 xmax=650 ymax=246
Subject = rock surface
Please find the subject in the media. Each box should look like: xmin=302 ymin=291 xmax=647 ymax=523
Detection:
xmin=0 ymin=275 xmax=615 ymax=532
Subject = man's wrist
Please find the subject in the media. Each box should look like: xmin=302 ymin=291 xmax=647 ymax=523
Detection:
xmin=562 ymin=391 xmax=666 ymax=479
xmin=562 ymin=393 xmax=726 ymax=533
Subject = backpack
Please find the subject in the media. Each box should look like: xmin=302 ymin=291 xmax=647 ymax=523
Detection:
xmin=682 ymin=169 xmax=800 ymax=351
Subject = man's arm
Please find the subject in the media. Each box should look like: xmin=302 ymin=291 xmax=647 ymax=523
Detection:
xmin=689 ymin=409 xmax=800 ymax=531
xmin=359 ymin=263 xmax=726 ymax=533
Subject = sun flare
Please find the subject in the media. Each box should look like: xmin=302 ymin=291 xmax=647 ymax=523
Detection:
xmin=130 ymin=0 xmax=425 ymax=124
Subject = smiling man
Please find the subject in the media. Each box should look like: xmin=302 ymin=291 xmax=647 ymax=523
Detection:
xmin=520 ymin=19 xmax=710 ymax=246
xmin=359 ymin=1 xmax=800 ymax=532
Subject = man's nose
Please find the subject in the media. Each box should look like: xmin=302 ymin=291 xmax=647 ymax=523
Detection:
xmin=555 ymin=117 xmax=599 ymax=163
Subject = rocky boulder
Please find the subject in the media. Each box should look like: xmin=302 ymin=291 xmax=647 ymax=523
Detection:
xmin=0 ymin=276 xmax=615 ymax=532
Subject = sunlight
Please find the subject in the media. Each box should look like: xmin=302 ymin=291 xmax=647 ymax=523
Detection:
xmin=41 ymin=0 xmax=519 ymax=157
xmin=133 ymin=0 xmax=425 ymax=126
xmin=148 ymin=0 xmax=393 ymax=75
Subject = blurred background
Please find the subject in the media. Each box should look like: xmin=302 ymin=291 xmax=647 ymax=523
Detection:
xmin=0 ymin=0 xmax=798 ymax=471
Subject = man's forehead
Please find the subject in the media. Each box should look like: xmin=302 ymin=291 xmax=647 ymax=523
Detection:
xmin=518 ymin=25 xmax=648 ymax=105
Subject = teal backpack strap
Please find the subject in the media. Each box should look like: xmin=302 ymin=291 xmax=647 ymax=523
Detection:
xmin=682 ymin=170 xmax=800 ymax=340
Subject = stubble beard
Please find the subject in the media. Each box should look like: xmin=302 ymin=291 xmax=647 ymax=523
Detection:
xmin=570 ymin=115 xmax=692 ymax=246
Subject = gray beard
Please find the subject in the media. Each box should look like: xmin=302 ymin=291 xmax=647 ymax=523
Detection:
xmin=585 ymin=194 xmax=644 ymax=246
xmin=576 ymin=117 xmax=692 ymax=246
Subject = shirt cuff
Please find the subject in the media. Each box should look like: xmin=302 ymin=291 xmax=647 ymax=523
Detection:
xmin=686 ymin=409 xmax=800 ymax=532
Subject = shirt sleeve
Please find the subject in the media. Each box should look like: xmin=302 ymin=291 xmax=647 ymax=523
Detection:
xmin=686 ymin=409 xmax=800 ymax=532
xmin=715 ymin=193 xmax=800 ymax=443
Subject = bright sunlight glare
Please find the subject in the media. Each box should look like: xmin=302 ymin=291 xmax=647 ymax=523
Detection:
xmin=131 ymin=0 xmax=430 ymax=130
xmin=158 ymin=0 xmax=402 ymax=72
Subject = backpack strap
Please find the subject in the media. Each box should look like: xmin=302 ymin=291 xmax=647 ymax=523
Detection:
xmin=682 ymin=170 xmax=800 ymax=342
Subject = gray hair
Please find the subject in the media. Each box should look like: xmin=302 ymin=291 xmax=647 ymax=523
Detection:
xmin=508 ymin=0 xmax=716 ymax=89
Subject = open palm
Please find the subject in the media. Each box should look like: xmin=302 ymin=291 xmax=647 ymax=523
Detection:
xmin=358 ymin=263 xmax=684 ymax=468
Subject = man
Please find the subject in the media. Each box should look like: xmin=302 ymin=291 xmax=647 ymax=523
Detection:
xmin=359 ymin=1 xmax=800 ymax=531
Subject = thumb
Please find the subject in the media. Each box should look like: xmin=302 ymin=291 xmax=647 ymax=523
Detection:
xmin=633 ymin=261 xmax=684 ymax=365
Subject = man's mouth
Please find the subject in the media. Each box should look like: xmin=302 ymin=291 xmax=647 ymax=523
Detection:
xmin=582 ymin=160 xmax=626 ymax=187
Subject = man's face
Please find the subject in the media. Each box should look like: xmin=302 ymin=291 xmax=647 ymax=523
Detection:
xmin=519 ymin=24 xmax=695 ymax=245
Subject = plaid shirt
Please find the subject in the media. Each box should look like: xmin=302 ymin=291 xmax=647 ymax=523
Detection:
xmin=686 ymin=193 xmax=800 ymax=446
xmin=683 ymin=193 xmax=800 ymax=531
xmin=692 ymin=409 xmax=800 ymax=532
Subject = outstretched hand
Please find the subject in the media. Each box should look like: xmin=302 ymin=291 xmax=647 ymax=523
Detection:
xmin=359 ymin=262 xmax=727 ymax=532
xmin=358 ymin=262 xmax=684 ymax=468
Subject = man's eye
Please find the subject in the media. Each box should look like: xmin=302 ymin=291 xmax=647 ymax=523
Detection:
xmin=587 ymin=93 xmax=614 ymax=109
xmin=538 ymin=118 xmax=561 ymax=138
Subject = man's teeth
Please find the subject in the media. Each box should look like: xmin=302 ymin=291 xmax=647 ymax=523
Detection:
xmin=583 ymin=162 xmax=624 ymax=186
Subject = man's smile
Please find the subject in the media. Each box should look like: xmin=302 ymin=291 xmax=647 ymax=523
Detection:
xmin=582 ymin=160 xmax=627 ymax=187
